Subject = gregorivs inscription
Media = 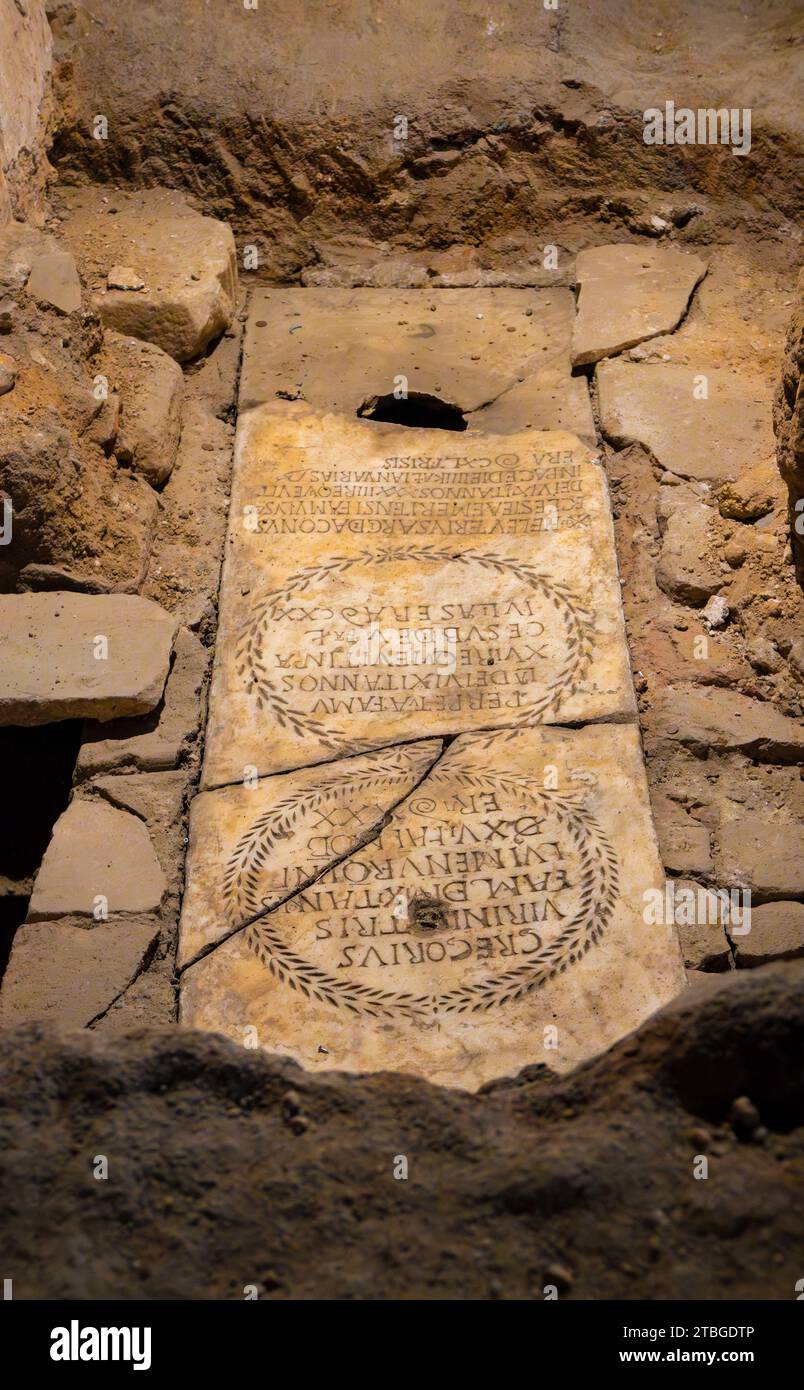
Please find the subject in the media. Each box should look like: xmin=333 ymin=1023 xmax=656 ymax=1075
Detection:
xmin=226 ymin=756 xmax=619 ymax=1019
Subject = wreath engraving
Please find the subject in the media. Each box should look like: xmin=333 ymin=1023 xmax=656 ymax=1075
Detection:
xmin=234 ymin=546 xmax=595 ymax=754
xmin=228 ymin=764 xmax=619 ymax=1019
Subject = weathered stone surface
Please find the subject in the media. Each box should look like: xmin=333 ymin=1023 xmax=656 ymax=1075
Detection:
xmin=0 ymin=915 xmax=160 ymax=1029
xmin=203 ymin=411 xmax=634 ymax=785
xmin=671 ymin=881 xmax=732 ymax=971
xmin=88 ymin=769 xmax=190 ymax=894
xmin=0 ymin=222 xmax=61 ymax=289
xmin=655 ymin=504 xmax=721 ymax=606
xmin=597 ymin=360 xmax=774 ymax=484
xmin=57 ymin=187 xmax=238 ymax=361
xmin=181 ymin=723 xmax=685 ymax=1089
xmin=718 ymin=456 xmax=785 ymax=521
xmin=0 ymin=593 xmax=176 ymax=725
xmin=734 ymin=902 xmax=804 ymax=967
xmin=239 ymin=287 xmax=593 ymax=440
xmin=101 ymin=331 xmax=183 ymax=487
xmin=179 ymin=739 xmax=443 ymax=967
xmin=0 ymin=0 xmax=52 ymax=225
xmin=571 ymin=244 xmax=706 ymax=367
xmin=650 ymin=687 xmax=804 ymax=764
xmin=76 ymin=626 xmax=207 ymax=778
xmin=715 ymin=817 xmax=804 ymax=902
xmin=28 ymin=800 xmax=167 ymax=920
xmin=652 ymin=800 xmax=713 ymax=876
xmin=25 ymin=249 xmax=81 ymax=314
xmin=774 ymin=274 xmax=804 ymax=582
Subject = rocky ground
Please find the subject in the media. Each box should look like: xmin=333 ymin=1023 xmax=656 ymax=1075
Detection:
xmin=0 ymin=0 xmax=802 ymax=1298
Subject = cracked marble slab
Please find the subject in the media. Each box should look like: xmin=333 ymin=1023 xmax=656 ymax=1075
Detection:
xmin=202 ymin=413 xmax=635 ymax=784
xmin=180 ymin=723 xmax=685 ymax=1090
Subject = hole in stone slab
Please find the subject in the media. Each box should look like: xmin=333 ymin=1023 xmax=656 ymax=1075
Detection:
xmin=408 ymin=892 xmax=450 ymax=934
xmin=357 ymin=391 xmax=468 ymax=431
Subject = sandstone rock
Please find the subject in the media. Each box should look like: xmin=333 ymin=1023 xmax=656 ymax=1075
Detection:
xmin=0 ymin=222 xmax=62 ymax=290
xmin=1 ymin=336 xmax=160 ymax=592
xmin=102 ymin=331 xmax=183 ymax=486
xmin=0 ymin=295 xmax=13 ymax=330
xmin=651 ymin=687 xmax=804 ymax=763
xmin=733 ymin=902 xmax=804 ymax=967
xmin=25 ymin=249 xmax=81 ymax=314
xmin=0 ymin=0 xmax=52 ymax=225
xmin=702 ymin=595 xmax=729 ymax=629
xmin=653 ymin=812 xmax=713 ymax=876
xmin=718 ymin=456 xmax=785 ymax=522
xmin=655 ymin=504 xmax=721 ymax=606
xmin=0 ymin=348 xmax=15 ymax=394
xmin=774 ymin=273 xmax=804 ymax=583
xmin=0 ymin=592 xmax=176 ymax=725
xmin=597 ymin=360 xmax=774 ymax=484
xmin=671 ymin=881 xmax=732 ymax=971
xmin=107 ymin=265 xmax=145 ymax=291
xmin=89 ymin=769 xmax=189 ymax=892
xmin=76 ymin=626 xmax=208 ymax=777
xmin=746 ymin=638 xmax=782 ymax=675
xmin=715 ymin=817 xmax=804 ymax=902
xmin=28 ymin=800 xmax=166 ymax=920
xmin=0 ymin=914 xmax=160 ymax=1029
xmin=57 ymin=187 xmax=238 ymax=361
xmin=571 ymin=244 xmax=706 ymax=367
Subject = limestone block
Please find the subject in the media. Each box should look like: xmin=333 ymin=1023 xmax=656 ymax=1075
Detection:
xmin=572 ymin=244 xmax=706 ymax=366
xmin=28 ymin=800 xmax=167 ymax=920
xmin=0 ymin=592 xmax=176 ymax=725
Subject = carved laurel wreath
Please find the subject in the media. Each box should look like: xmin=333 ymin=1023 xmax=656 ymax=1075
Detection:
xmin=230 ymin=764 xmax=619 ymax=1019
xmin=233 ymin=546 xmax=595 ymax=753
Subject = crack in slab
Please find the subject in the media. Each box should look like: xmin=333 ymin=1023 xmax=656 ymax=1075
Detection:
xmin=201 ymin=707 xmax=637 ymax=794
xmin=86 ymin=931 xmax=161 ymax=1029
xmin=180 ymin=736 xmax=450 ymax=975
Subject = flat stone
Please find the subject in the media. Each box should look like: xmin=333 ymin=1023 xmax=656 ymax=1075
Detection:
xmin=597 ymin=361 xmax=774 ymax=484
xmin=0 ymin=915 xmax=160 ymax=1030
xmin=571 ymin=244 xmax=706 ymax=367
xmin=0 ymin=593 xmax=176 ymax=725
xmin=650 ymin=687 xmax=804 ymax=764
xmin=715 ymin=817 xmax=804 ymax=902
xmin=653 ymin=811 xmax=713 ymax=876
xmin=88 ymin=770 xmax=190 ymax=895
xmin=179 ymin=739 xmax=443 ymax=967
xmin=102 ymin=331 xmax=183 ymax=487
xmin=180 ymin=723 xmax=685 ymax=1089
xmin=25 ymin=249 xmax=82 ymax=315
xmin=0 ymin=223 xmax=62 ymax=291
xmin=28 ymin=800 xmax=167 ymax=920
xmin=655 ymin=504 xmax=721 ymax=606
xmin=733 ymin=902 xmax=804 ymax=967
xmin=239 ymin=287 xmax=593 ymax=440
xmin=57 ymin=187 xmax=238 ymax=362
xmin=202 ymin=412 xmax=634 ymax=784
xmin=76 ymin=627 xmax=208 ymax=778
xmin=107 ymin=265 xmax=145 ymax=291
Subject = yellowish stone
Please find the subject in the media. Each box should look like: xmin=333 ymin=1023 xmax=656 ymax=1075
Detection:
xmin=180 ymin=723 xmax=685 ymax=1090
xmin=202 ymin=411 xmax=635 ymax=785
xmin=178 ymin=739 xmax=442 ymax=967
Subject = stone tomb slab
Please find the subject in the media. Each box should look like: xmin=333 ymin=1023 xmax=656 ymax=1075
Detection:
xmin=180 ymin=723 xmax=685 ymax=1090
xmin=202 ymin=412 xmax=635 ymax=785
xmin=239 ymin=286 xmax=594 ymax=441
